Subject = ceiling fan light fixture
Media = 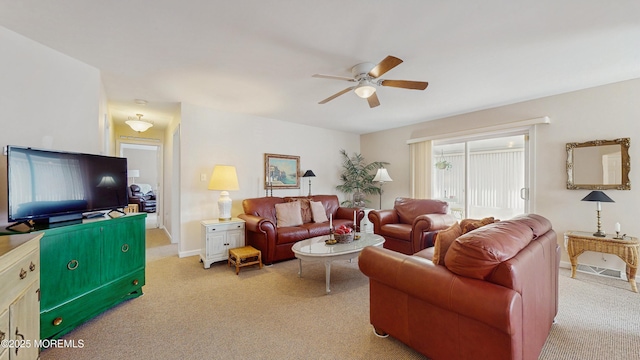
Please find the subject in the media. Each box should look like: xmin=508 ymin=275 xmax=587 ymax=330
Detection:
xmin=354 ymin=82 xmax=376 ymax=98
xmin=125 ymin=114 xmax=153 ymax=132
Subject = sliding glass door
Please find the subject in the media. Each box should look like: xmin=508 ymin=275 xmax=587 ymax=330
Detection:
xmin=433 ymin=133 xmax=529 ymax=220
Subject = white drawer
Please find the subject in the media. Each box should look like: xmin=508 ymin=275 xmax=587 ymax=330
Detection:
xmin=205 ymin=222 xmax=244 ymax=233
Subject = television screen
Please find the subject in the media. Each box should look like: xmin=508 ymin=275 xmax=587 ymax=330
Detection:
xmin=7 ymin=146 xmax=128 ymax=224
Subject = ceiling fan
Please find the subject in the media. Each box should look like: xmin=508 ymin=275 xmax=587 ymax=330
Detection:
xmin=312 ymin=55 xmax=428 ymax=108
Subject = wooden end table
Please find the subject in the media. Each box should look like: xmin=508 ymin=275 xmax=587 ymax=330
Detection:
xmin=564 ymin=231 xmax=639 ymax=293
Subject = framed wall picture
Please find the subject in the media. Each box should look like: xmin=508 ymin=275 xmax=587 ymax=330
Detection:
xmin=264 ymin=153 xmax=300 ymax=189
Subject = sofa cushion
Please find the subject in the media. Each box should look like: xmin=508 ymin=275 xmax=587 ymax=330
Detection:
xmin=285 ymin=198 xmax=312 ymax=223
xmin=444 ymin=220 xmax=534 ymax=280
xmin=276 ymin=226 xmax=310 ymax=244
xmin=432 ymin=222 xmax=462 ymax=265
xmin=275 ymin=201 xmax=303 ymax=228
xmin=310 ymin=201 xmax=329 ymax=223
xmin=301 ymin=222 xmax=331 ymax=237
xmin=379 ymin=224 xmax=412 ymax=241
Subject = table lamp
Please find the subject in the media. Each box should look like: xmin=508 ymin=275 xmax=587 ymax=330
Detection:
xmin=581 ymin=190 xmax=614 ymax=237
xmin=373 ymin=168 xmax=393 ymax=209
xmin=302 ymin=170 xmax=316 ymax=196
xmin=208 ymin=165 xmax=240 ymax=221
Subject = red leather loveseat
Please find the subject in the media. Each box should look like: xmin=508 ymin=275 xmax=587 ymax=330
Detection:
xmin=239 ymin=195 xmax=363 ymax=264
xmin=368 ymin=197 xmax=457 ymax=254
xmin=359 ymin=214 xmax=559 ymax=360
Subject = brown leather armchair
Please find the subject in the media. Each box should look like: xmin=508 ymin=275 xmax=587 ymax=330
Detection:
xmin=127 ymin=184 xmax=157 ymax=213
xmin=368 ymin=197 xmax=456 ymax=254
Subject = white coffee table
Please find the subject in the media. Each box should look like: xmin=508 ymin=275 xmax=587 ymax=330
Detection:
xmin=291 ymin=233 xmax=385 ymax=294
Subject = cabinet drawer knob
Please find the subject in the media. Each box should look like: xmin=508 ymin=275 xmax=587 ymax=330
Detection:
xmin=0 ymin=330 xmax=5 ymax=342
xmin=19 ymin=268 xmax=27 ymax=279
xmin=29 ymin=261 xmax=36 ymax=272
xmin=53 ymin=317 xmax=63 ymax=326
xmin=121 ymin=244 xmax=130 ymax=253
xmin=132 ymin=279 xmax=139 ymax=286
xmin=67 ymin=259 xmax=79 ymax=271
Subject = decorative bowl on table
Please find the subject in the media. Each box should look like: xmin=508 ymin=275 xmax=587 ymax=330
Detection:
xmin=334 ymin=233 xmax=354 ymax=244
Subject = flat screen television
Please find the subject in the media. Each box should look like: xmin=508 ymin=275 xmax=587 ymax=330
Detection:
xmin=6 ymin=146 xmax=128 ymax=228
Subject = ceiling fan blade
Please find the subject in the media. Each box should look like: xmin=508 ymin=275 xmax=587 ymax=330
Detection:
xmin=380 ymin=79 xmax=429 ymax=90
xmin=367 ymin=92 xmax=380 ymax=108
xmin=368 ymin=56 xmax=403 ymax=78
xmin=312 ymin=74 xmax=355 ymax=82
xmin=318 ymin=87 xmax=355 ymax=104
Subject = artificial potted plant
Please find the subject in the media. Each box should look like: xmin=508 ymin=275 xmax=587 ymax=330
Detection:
xmin=336 ymin=149 xmax=389 ymax=207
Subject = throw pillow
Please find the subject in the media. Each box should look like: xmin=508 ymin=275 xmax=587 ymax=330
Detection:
xmin=460 ymin=217 xmax=496 ymax=234
xmin=275 ymin=201 xmax=303 ymax=228
xmin=432 ymin=222 xmax=462 ymax=265
xmin=285 ymin=198 xmax=312 ymax=223
xmin=310 ymin=201 xmax=329 ymax=223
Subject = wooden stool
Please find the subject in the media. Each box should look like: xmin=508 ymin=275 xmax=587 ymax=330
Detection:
xmin=228 ymin=246 xmax=263 ymax=275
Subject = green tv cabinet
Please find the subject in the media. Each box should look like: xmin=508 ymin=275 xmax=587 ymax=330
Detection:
xmin=38 ymin=213 xmax=146 ymax=340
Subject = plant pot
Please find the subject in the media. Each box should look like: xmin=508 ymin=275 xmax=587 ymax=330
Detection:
xmin=352 ymin=191 xmax=366 ymax=208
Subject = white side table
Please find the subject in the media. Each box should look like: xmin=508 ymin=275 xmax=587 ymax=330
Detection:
xmin=200 ymin=218 xmax=245 ymax=269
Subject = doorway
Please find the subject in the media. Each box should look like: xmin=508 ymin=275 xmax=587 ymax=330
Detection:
xmin=120 ymin=142 xmax=162 ymax=229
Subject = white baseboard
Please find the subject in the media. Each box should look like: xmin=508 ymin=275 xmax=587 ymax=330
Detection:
xmin=179 ymin=249 xmax=199 ymax=258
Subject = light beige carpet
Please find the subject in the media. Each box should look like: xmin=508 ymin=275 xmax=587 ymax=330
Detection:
xmin=40 ymin=229 xmax=640 ymax=359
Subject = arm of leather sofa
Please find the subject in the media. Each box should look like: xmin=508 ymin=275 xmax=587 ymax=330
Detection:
xmin=368 ymin=209 xmax=399 ymax=233
xmin=411 ymin=213 xmax=457 ymax=251
xmin=237 ymin=214 xmax=275 ymax=235
xmin=359 ymin=246 xmax=521 ymax=332
xmin=334 ymin=207 xmax=364 ymax=226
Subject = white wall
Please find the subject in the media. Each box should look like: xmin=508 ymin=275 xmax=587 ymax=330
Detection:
xmin=178 ymin=103 xmax=360 ymax=256
xmin=0 ymin=26 xmax=102 ymax=224
xmin=362 ymin=78 xmax=640 ymax=271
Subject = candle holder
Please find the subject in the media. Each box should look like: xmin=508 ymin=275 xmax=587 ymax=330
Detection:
xmin=325 ymin=227 xmax=337 ymax=245
xmin=614 ymin=232 xmax=627 ymax=240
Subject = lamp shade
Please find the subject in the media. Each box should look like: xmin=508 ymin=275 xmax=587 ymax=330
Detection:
xmin=581 ymin=191 xmax=614 ymax=203
xmin=128 ymin=169 xmax=140 ymax=178
xmin=302 ymin=170 xmax=316 ymax=177
xmin=208 ymin=165 xmax=239 ymax=191
xmin=373 ymin=168 xmax=393 ymax=182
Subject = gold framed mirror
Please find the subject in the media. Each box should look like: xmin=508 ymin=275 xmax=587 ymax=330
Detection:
xmin=566 ymin=138 xmax=630 ymax=190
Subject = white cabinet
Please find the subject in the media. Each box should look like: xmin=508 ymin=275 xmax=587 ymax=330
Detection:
xmin=200 ymin=218 xmax=245 ymax=269
xmin=0 ymin=233 xmax=42 ymax=360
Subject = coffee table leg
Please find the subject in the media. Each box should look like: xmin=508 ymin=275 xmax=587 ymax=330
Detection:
xmin=325 ymin=260 xmax=332 ymax=294
xmin=298 ymin=259 xmax=302 ymax=278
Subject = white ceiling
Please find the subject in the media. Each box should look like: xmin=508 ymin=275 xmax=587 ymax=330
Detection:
xmin=1 ymin=0 xmax=639 ymax=134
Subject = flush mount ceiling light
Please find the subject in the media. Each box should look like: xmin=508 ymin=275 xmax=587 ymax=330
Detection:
xmin=354 ymin=81 xmax=376 ymax=98
xmin=125 ymin=114 xmax=153 ymax=132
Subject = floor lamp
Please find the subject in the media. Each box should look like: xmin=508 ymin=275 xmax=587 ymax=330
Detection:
xmin=373 ymin=168 xmax=393 ymax=209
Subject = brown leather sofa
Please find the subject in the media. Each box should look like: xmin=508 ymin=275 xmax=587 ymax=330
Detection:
xmin=358 ymin=214 xmax=559 ymax=360
xmin=239 ymin=195 xmax=364 ymax=264
xmin=368 ymin=197 xmax=457 ymax=254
